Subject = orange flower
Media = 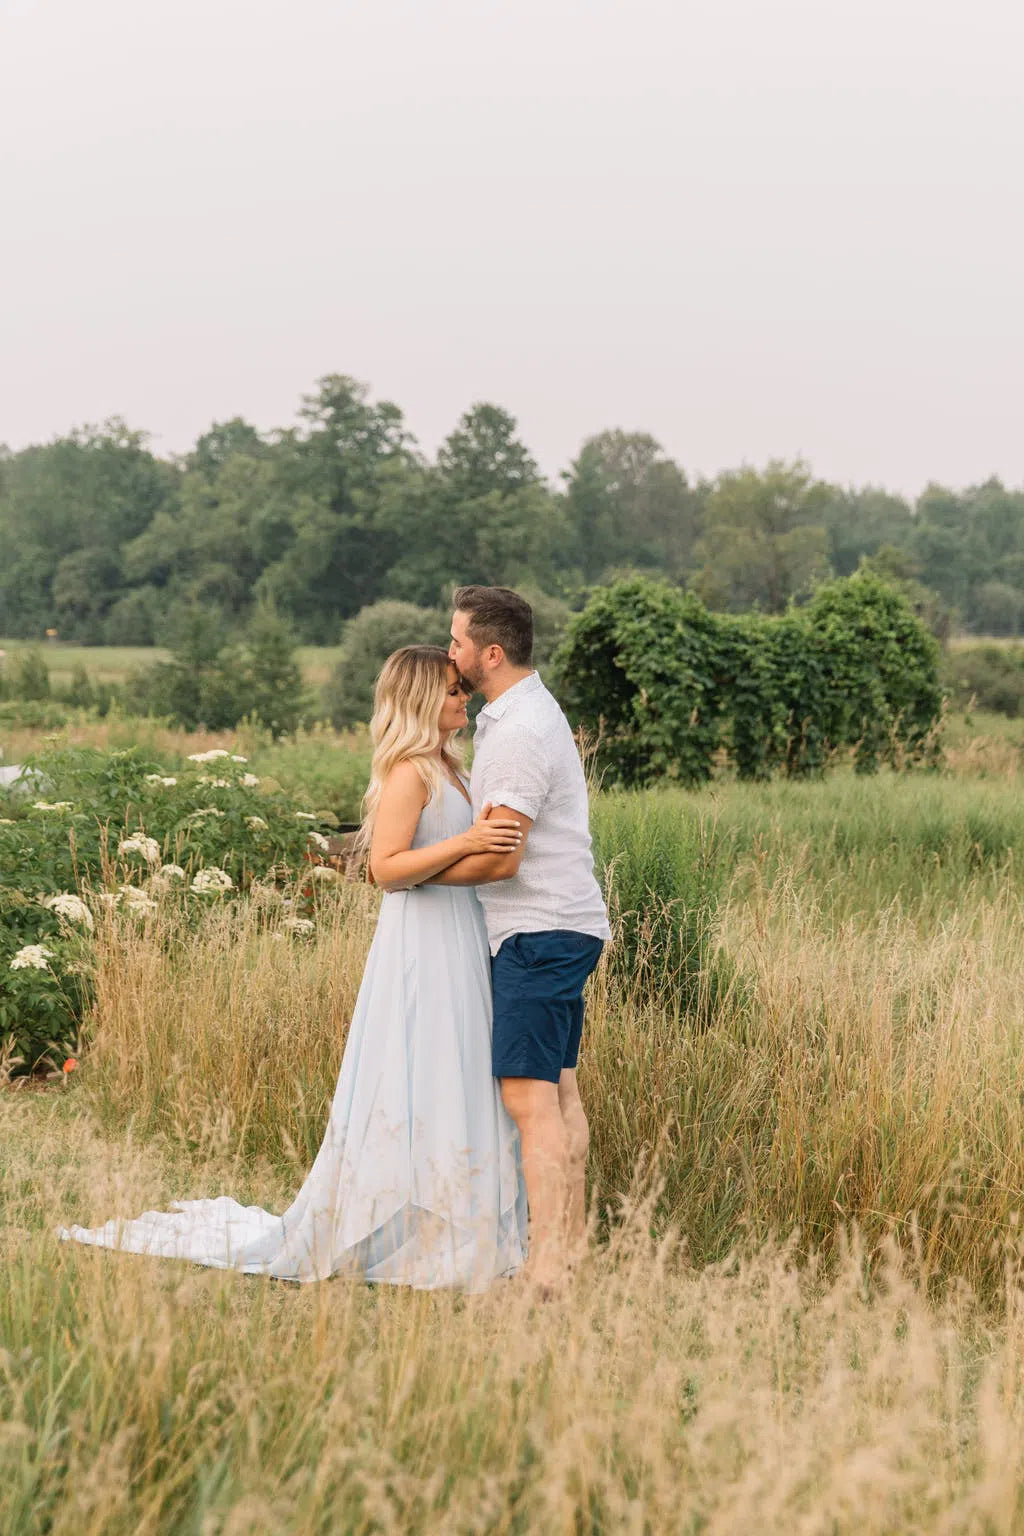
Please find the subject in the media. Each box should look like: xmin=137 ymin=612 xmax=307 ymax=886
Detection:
xmin=63 ymin=1057 xmax=78 ymax=1074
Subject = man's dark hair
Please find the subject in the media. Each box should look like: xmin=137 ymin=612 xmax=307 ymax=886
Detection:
xmin=452 ymin=586 xmax=534 ymax=666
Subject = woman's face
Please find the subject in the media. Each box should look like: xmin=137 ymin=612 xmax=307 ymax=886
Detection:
xmin=438 ymin=663 xmax=470 ymax=734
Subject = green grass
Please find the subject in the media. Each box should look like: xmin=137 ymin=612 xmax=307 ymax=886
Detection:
xmin=0 ymin=640 xmax=344 ymax=693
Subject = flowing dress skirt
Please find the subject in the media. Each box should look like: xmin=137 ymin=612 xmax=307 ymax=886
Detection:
xmin=59 ymin=783 xmax=528 ymax=1292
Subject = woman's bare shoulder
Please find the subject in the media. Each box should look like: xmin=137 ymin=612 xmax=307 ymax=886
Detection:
xmin=379 ymin=758 xmax=430 ymax=803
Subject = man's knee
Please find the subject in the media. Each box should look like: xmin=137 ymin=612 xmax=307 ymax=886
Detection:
xmin=501 ymin=1075 xmax=559 ymax=1128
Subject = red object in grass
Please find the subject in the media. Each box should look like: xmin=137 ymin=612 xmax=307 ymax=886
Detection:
xmin=63 ymin=1057 xmax=78 ymax=1074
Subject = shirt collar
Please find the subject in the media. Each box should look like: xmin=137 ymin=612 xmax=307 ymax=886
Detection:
xmin=478 ymin=670 xmax=541 ymax=723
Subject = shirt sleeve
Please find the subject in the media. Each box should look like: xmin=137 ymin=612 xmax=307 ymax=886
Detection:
xmin=476 ymin=723 xmax=551 ymax=821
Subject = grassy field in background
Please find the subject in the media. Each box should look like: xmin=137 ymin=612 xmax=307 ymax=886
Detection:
xmin=6 ymin=711 xmax=1024 ymax=1528
xmin=0 ymin=640 xmax=344 ymax=690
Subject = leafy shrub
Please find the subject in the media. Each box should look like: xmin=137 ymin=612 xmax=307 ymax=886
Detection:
xmin=124 ymin=605 xmax=310 ymax=737
xmin=6 ymin=649 xmax=52 ymax=701
xmin=554 ymin=573 xmax=944 ymax=786
xmin=324 ymin=601 xmax=446 ymax=728
xmin=0 ymin=743 xmax=345 ymax=1072
xmin=943 ymin=644 xmax=1024 ymax=718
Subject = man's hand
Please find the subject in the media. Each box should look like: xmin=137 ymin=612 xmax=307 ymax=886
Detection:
xmin=428 ymin=804 xmax=533 ymax=886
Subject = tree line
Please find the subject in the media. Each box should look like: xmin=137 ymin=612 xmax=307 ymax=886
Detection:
xmin=2 ymin=372 xmax=1024 ymax=646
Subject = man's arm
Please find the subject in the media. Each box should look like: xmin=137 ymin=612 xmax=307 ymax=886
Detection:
xmin=427 ymin=806 xmax=533 ymax=886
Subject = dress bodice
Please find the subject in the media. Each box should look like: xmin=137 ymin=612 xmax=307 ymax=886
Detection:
xmin=411 ymin=776 xmax=472 ymax=850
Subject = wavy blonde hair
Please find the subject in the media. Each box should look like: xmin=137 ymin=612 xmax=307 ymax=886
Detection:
xmin=357 ymin=646 xmax=467 ymax=852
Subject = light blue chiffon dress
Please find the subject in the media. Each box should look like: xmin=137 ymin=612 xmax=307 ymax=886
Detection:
xmin=59 ymin=780 xmax=529 ymax=1292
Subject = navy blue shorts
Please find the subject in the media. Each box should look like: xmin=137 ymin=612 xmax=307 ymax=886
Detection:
xmin=491 ymin=930 xmax=605 ymax=1084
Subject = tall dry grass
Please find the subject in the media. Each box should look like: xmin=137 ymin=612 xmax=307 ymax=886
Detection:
xmin=6 ymin=1086 xmax=1024 ymax=1534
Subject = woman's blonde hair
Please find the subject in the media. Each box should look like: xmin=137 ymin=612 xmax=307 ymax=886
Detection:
xmin=357 ymin=646 xmax=466 ymax=852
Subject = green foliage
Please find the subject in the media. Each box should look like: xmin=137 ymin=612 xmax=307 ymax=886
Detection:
xmin=0 ymin=744 xmax=337 ymax=1071
xmin=7 ymin=648 xmax=51 ymax=700
xmin=323 ymin=600 xmax=446 ymax=727
xmin=944 ymin=644 xmax=1024 ymax=717
xmin=555 ymin=573 xmax=944 ymax=786
xmin=590 ymin=793 xmax=731 ymax=1022
xmin=124 ymin=606 xmax=309 ymax=737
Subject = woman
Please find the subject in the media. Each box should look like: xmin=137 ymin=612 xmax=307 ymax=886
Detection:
xmin=60 ymin=647 xmax=529 ymax=1292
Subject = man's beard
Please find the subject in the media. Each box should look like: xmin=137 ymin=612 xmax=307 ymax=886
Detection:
xmin=457 ymin=652 xmax=486 ymax=692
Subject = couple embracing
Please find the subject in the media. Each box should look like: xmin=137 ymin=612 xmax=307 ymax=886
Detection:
xmin=61 ymin=586 xmax=611 ymax=1294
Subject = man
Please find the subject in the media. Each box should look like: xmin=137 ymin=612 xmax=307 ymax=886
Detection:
xmin=428 ymin=585 xmax=610 ymax=1289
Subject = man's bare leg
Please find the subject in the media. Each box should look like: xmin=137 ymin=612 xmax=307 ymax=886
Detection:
xmin=501 ymin=1076 xmax=569 ymax=1287
xmin=558 ymin=1068 xmax=590 ymax=1257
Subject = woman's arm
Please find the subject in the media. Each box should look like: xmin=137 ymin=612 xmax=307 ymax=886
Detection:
xmin=369 ymin=762 xmax=522 ymax=892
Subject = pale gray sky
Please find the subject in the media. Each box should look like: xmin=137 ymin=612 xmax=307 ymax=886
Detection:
xmin=1 ymin=0 xmax=1021 ymax=496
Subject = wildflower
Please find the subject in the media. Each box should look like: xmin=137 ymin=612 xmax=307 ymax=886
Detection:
xmin=240 ymin=773 xmax=260 ymax=788
xmin=190 ymin=867 xmax=234 ymax=894
xmin=0 ymin=818 xmax=16 ymax=825
xmin=188 ymin=807 xmax=225 ymax=819
xmin=230 ymin=755 xmax=248 ymax=763
xmin=119 ymin=834 xmax=162 ymax=864
xmin=294 ymin=812 xmax=316 ymax=821
xmin=156 ymin=864 xmax=186 ymax=880
xmin=198 ymin=776 xmax=232 ymax=788
xmin=282 ymin=916 xmax=315 ymax=935
xmin=93 ymin=893 xmax=118 ymax=910
xmin=63 ymin=1058 xmax=78 ymax=1074
xmin=308 ymin=830 xmax=330 ymax=851
xmin=119 ymin=885 xmax=158 ymax=915
xmin=10 ymin=944 xmax=54 ymax=970
xmin=144 ymin=774 xmax=178 ymax=787
xmin=32 ymin=801 xmax=73 ymax=812
xmin=42 ymin=893 xmax=94 ymax=930
xmin=246 ymin=815 xmax=268 ymax=831
xmin=311 ymin=864 xmax=337 ymax=881
xmin=186 ymin=749 xmax=231 ymax=763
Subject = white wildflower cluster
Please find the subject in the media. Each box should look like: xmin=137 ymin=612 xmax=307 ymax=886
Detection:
xmin=190 ymin=867 xmax=234 ymax=894
xmin=188 ymin=807 xmax=225 ymax=819
xmin=240 ymin=773 xmax=260 ymax=788
xmin=307 ymin=830 xmax=329 ymax=852
xmin=150 ymin=863 xmax=186 ymax=891
xmin=198 ymin=776 xmax=232 ymax=788
xmin=119 ymin=834 xmax=162 ymax=865
xmin=282 ymin=916 xmax=315 ymax=935
xmin=144 ymin=774 xmax=178 ymax=787
xmin=32 ymin=801 xmax=73 ymax=812
xmin=42 ymin=892 xmax=94 ymax=930
xmin=0 ymin=818 xmax=16 ymax=825
xmin=10 ymin=943 xmax=54 ymax=971
xmin=311 ymin=865 xmax=337 ymax=881
xmin=120 ymin=884 xmax=158 ymax=915
xmin=186 ymin=750 xmax=248 ymax=764
xmin=294 ymin=812 xmax=316 ymax=821
xmin=246 ymin=816 xmax=268 ymax=831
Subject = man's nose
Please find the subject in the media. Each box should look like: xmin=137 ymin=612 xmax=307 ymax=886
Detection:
xmin=447 ymin=642 xmax=457 ymax=660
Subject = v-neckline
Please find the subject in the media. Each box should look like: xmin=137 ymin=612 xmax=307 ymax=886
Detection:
xmin=443 ymin=772 xmax=472 ymax=808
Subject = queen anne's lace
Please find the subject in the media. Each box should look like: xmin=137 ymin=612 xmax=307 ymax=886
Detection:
xmin=191 ymin=868 xmax=234 ymax=894
xmin=119 ymin=835 xmax=161 ymax=864
xmin=10 ymin=944 xmax=54 ymax=970
xmin=43 ymin=893 xmax=94 ymax=930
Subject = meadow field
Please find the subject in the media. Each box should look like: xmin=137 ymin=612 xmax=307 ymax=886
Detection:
xmin=4 ymin=706 xmax=1024 ymax=1531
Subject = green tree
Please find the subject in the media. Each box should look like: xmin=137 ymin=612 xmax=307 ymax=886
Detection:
xmin=562 ymin=431 xmax=701 ymax=583
xmin=694 ymin=460 xmax=831 ymax=612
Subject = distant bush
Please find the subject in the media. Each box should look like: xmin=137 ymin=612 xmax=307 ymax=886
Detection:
xmin=323 ymin=601 xmax=446 ymax=728
xmin=554 ymin=573 xmax=943 ymax=786
xmin=124 ymin=605 xmax=309 ymax=737
xmin=944 ymin=644 xmax=1024 ymax=717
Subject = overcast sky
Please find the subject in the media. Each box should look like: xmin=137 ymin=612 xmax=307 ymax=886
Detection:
xmin=1 ymin=0 xmax=1021 ymax=497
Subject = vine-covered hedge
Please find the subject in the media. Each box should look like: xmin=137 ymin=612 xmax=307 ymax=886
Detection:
xmin=553 ymin=573 xmax=943 ymax=786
